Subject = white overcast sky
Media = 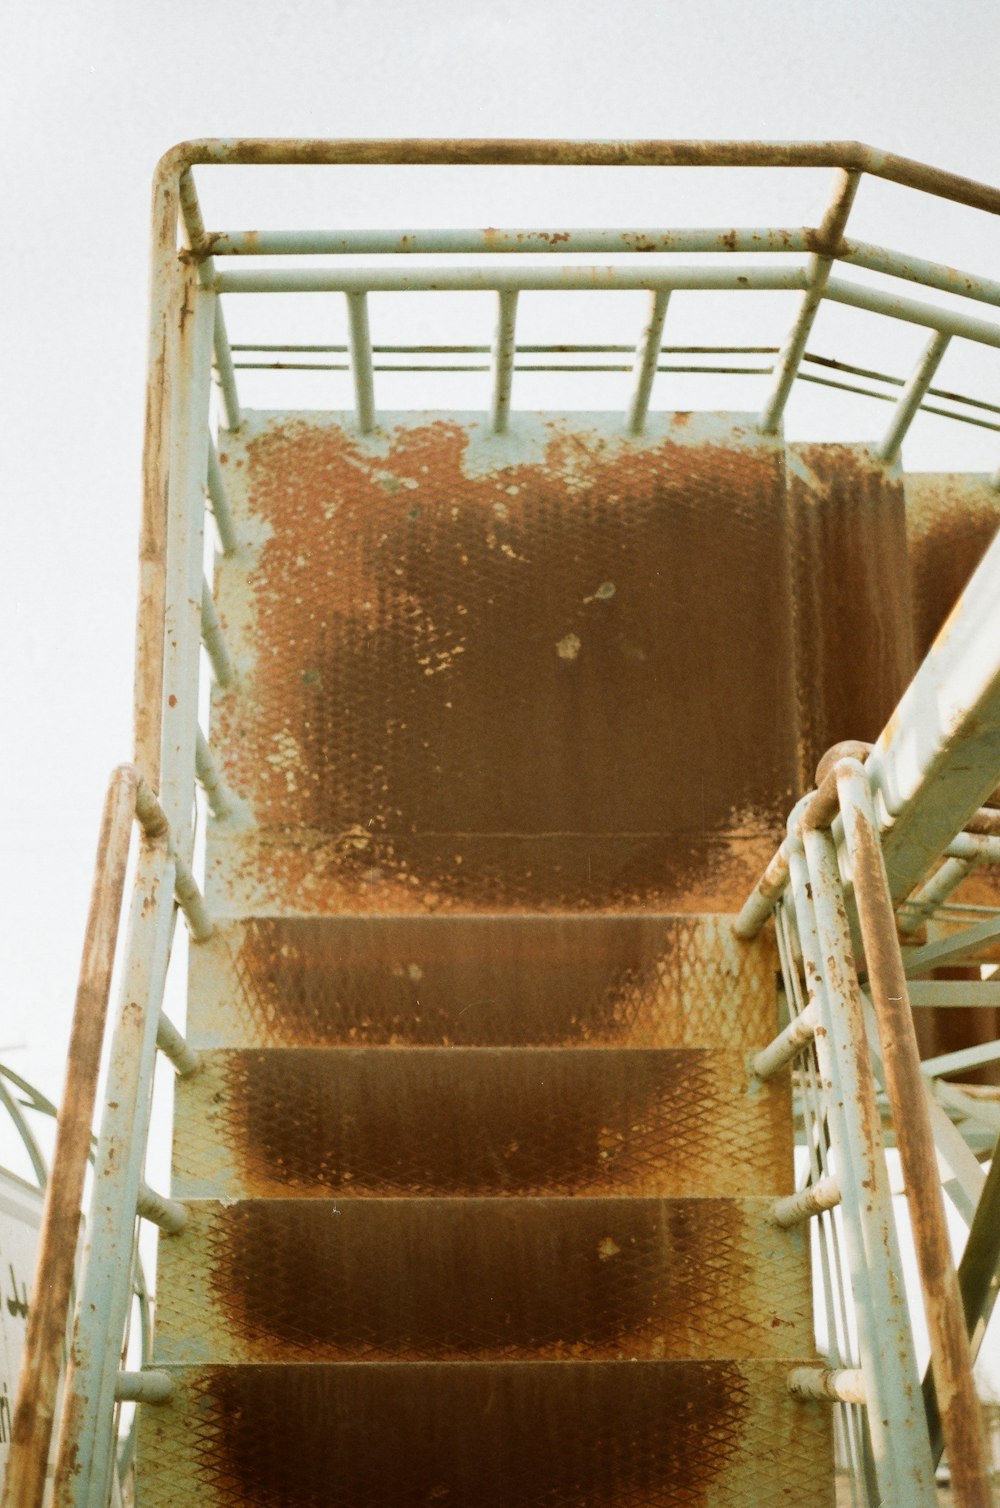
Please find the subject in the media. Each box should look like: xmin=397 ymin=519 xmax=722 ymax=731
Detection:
xmin=3 ymin=2 xmax=1000 ymax=1356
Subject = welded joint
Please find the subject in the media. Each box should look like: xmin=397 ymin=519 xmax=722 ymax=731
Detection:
xmin=788 ymin=1366 xmax=866 ymax=1406
xmin=752 ymin=1003 xmax=818 ymax=1081
xmin=134 ymin=780 xmax=215 ymax=939
xmin=115 ymin=1370 xmax=174 ymax=1405
xmin=136 ymin=1182 xmax=188 ymax=1235
xmin=773 ymin=1174 xmax=842 ymax=1228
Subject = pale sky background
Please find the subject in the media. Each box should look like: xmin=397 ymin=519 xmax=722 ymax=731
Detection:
xmin=3 ymin=0 xmax=1000 ymax=1388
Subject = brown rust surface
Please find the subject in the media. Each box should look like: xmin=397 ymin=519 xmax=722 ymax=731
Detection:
xmin=157 ymin=1197 xmax=810 ymax=1364
xmin=187 ymin=914 xmax=779 ymax=1050
xmin=212 ymin=413 xmax=797 ymax=912
xmin=137 ymin=1359 xmax=832 ymax=1506
xmin=173 ymin=1045 xmax=792 ymax=1200
xmin=788 ymin=445 xmax=914 ymax=789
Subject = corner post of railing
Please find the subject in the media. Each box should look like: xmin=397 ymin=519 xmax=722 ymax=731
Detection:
xmin=159 ymin=259 xmax=216 ymax=856
xmin=346 ymin=291 xmax=376 ymax=434
xmin=0 ymin=766 xmax=138 ymax=1508
xmin=835 ymin=757 xmax=992 ymax=1506
xmin=134 ymin=164 xmax=184 ymax=792
xmin=758 ymin=167 xmax=860 ymax=434
xmin=490 ymin=289 xmax=518 ymax=434
xmin=877 ymin=329 xmax=951 ymax=465
xmin=52 ymin=843 xmax=178 ymax=1508
xmin=178 ymin=163 xmax=241 ymax=433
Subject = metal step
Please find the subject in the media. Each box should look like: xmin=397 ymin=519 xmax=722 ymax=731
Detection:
xmin=173 ymin=1046 xmax=792 ymax=1200
xmin=187 ymin=913 xmax=778 ymax=1049
xmin=136 ymin=1359 xmax=832 ymax=1506
xmin=154 ymin=1197 xmax=812 ymax=1365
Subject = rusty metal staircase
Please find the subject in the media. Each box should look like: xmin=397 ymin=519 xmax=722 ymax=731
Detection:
xmin=10 ymin=140 xmax=1000 ymax=1508
xmin=138 ymin=913 xmax=824 ymax=1504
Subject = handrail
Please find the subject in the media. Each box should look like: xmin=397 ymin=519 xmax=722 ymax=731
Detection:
xmin=1 ymin=764 xmax=212 ymax=1508
xmin=2 ymin=765 xmax=137 ymax=1508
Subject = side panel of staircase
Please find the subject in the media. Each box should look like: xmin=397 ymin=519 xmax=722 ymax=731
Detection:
xmin=210 ymin=412 xmax=798 ymax=914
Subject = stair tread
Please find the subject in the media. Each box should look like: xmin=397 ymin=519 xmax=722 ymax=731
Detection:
xmin=155 ymin=1196 xmax=812 ymax=1365
xmin=136 ymin=1359 xmax=832 ymax=1507
xmin=188 ymin=913 xmax=778 ymax=1049
xmin=174 ymin=1045 xmax=792 ymax=1200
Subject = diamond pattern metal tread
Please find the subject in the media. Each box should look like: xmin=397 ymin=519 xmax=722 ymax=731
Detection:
xmin=135 ymin=1359 xmax=833 ymax=1507
xmin=154 ymin=1197 xmax=812 ymax=1364
xmin=187 ymin=913 xmax=778 ymax=1049
xmin=173 ymin=1046 xmax=792 ymax=1200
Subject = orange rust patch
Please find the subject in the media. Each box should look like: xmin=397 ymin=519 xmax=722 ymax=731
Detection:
xmin=214 ymin=416 xmax=798 ymax=912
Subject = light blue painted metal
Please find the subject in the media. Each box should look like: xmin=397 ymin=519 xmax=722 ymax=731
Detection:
xmin=212 ymin=300 xmax=241 ymax=432
xmin=204 ymin=226 xmax=814 ymax=256
xmin=200 ymin=576 xmax=234 ymax=687
xmin=345 ymin=291 xmax=376 ymax=433
xmin=758 ymin=169 xmax=859 ymax=433
xmin=877 ymin=331 xmax=951 ymax=463
xmin=159 ymin=271 xmax=215 ymax=855
xmin=206 ymin=438 xmax=238 ymax=555
xmin=625 ymin=290 xmax=670 ymax=435
xmin=836 ymin=761 xmax=990 ymax=1502
xmin=794 ymin=834 xmax=938 ymax=1507
xmin=215 ymin=263 xmax=812 ymax=294
xmin=489 ymin=290 xmax=518 ymax=434
xmin=53 ymin=849 xmax=176 ymax=1508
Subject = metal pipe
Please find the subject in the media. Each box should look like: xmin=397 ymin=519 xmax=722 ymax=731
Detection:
xmin=212 ymin=300 xmax=241 ymax=432
xmin=773 ymin=1175 xmax=841 ymax=1228
xmin=836 ymin=760 xmax=990 ymax=1506
xmin=877 ymin=331 xmax=951 ymax=463
xmin=752 ymin=1003 xmax=817 ymax=1080
xmin=625 ymin=290 xmax=669 ymax=435
xmin=920 ymin=1040 xmax=1000 ymax=1080
xmin=156 ymin=138 xmax=1000 ymax=220
xmin=840 ymin=238 xmax=1000 ymax=311
xmin=201 ymin=225 xmax=813 ymax=257
xmin=216 ymin=264 xmax=811 ymax=295
xmin=206 ymin=438 xmax=238 ymax=555
xmin=114 ymin=1372 xmax=174 ymax=1406
xmin=734 ymin=837 xmax=792 ymax=938
xmin=788 ymin=1367 xmax=866 ymax=1406
xmin=195 ymin=726 xmax=236 ymax=820
xmin=798 ymin=832 xmax=937 ymax=1504
xmin=136 ymin=1182 xmax=187 ymax=1234
xmin=897 ymin=857 xmax=977 ymax=936
xmin=133 ymin=779 xmax=214 ymax=940
xmin=759 ymin=168 xmax=859 ymax=433
xmin=54 ymin=850 xmax=176 ymax=1508
xmin=826 ymin=276 xmax=1000 ymax=351
xmin=201 ymin=576 xmax=235 ymax=687
xmin=346 ymin=291 xmax=376 ymax=433
xmin=903 ymin=914 xmax=1000 ymax=975
xmin=156 ymin=1011 xmax=201 ymax=1078
xmin=1 ymin=766 xmax=137 ymax=1508
xmin=133 ymin=167 xmax=183 ymax=791
xmin=159 ymin=270 xmax=215 ymax=856
xmin=489 ymin=290 xmax=518 ymax=434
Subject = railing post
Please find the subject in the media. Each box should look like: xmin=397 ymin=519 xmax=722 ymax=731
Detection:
xmin=758 ymin=168 xmax=860 ymax=433
xmin=1 ymin=767 xmax=137 ymax=1508
xmin=159 ymin=267 xmax=215 ymax=855
xmin=836 ymin=759 xmax=991 ymax=1506
xmin=53 ymin=848 xmax=176 ymax=1508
